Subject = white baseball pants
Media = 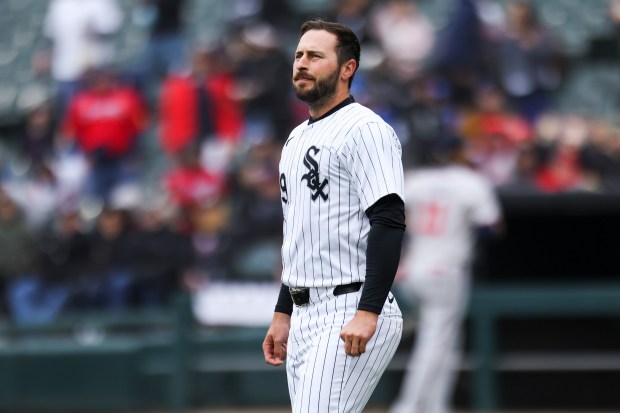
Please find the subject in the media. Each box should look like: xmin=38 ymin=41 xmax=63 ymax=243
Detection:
xmin=287 ymin=285 xmax=403 ymax=413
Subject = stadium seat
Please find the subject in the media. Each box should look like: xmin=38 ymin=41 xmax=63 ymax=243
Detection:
xmin=0 ymin=84 xmax=17 ymax=115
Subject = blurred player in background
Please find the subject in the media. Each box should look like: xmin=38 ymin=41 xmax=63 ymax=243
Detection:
xmin=262 ymin=19 xmax=405 ymax=413
xmin=40 ymin=0 xmax=123 ymax=118
xmin=390 ymin=135 xmax=502 ymax=413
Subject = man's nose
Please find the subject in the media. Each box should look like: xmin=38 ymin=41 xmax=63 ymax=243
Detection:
xmin=295 ymin=54 xmax=309 ymax=69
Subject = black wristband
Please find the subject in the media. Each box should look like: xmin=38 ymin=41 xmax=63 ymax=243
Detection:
xmin=275 ymin=282 xmax=294 ymax=315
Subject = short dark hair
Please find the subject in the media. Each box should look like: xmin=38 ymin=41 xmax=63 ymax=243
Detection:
xmin=300 ymin=19 xmax=360 ymax=87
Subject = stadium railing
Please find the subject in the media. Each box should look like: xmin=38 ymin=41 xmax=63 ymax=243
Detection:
xmin=1 ymin=282 xmax=620 ymax=411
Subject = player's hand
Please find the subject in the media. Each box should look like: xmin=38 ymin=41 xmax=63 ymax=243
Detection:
xmin=339 ymin=310 xmax=378 ymax=357
xmin=263 ymin=312 xmax=291 ymax=366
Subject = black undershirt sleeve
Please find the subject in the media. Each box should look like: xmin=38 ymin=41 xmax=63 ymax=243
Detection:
xmin=358 ymin=193 xmax=406 ymax=314
xmin=275 ymin=282 xmax=294 ymax=315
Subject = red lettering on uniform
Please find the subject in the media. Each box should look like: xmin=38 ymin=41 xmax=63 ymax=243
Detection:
xmin=414 ymin=201 xmax=448 ymax=236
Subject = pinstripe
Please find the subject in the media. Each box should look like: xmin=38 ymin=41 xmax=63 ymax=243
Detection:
xmin=336 ymin=165 xmax=343 ymax=285
xmin=365 ymin=123 xmax=390 ymax=191
xmin=360 ymin=125 xmax=383 ymax=196
xmin=346 ymin=184 xmax=353 ymax=285
xmin=308 ymin=300 xmax=324 ymax=413
xmin=355 ymin=205 xmax=363 ymax=282
xmin=336 ymin=294 xmax=351 ymax=412
xmin=304 ymin=305 xmax=320 ymax=412
xmin=314 ymin=302 xmax=330 ymax=413
xmin=326 ymin=295 xmax=340 ymax=409
xmin=307 ymin=144 xmax=317 ymax=285
xmin=299 ymin=130 xmax=310 ymax=287
xmin=310 ymin=303 xmax=331 ymax=413
xmin=352 ymin=135 xmax=378 ymax=203
xmin=326 ymin=149 xmax=335 ymax=285
xmin=288 ymin=311 xmax=302 ymax=399
xmin=293 ymin=126 xmax=309 ymax=286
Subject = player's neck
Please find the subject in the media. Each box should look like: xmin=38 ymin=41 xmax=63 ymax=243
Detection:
xmin=308 ymin=89 xmax=351 ymax=119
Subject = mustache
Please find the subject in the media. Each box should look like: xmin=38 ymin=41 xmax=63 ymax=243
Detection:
xmin=294 ymin=73 xmax=315 ymax=81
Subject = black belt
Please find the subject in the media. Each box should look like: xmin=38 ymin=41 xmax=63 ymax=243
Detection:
xmin=289 ymin=282 xmax=363 ymax=306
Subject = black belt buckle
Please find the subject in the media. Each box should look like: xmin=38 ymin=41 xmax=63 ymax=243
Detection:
xmin=290 ymin=287 xmax=310 ymax=306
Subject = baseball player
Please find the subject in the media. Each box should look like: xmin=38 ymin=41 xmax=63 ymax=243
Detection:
xmin=262 ymin=19 xmax=406 ymax=413
xmin=390 ymin=136 xmax=502 ymax=413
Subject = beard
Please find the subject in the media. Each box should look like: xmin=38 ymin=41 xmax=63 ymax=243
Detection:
xmin=292 ymin=67 xmax=340 ymax=105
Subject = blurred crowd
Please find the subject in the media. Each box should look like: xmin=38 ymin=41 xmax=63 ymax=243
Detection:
xmin=1 ymin=0 xmax=620 ymax=324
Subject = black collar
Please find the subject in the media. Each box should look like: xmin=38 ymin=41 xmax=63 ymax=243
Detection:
xmin=308 ymin=95 xmax=355 ymax=125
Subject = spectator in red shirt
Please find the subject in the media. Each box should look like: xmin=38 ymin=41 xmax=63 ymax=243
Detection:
xmin=459 ymin=85 xmax=532 ymax=186
xmin=63 ymin=67 xmax=148 ymax=204
xmin=162 ymin=145 xmax=228 ymax=210
xmin=533 ymin=114 xmax=587 ymax=193
xmin=159 ymin=45 xmax=243 ymax=166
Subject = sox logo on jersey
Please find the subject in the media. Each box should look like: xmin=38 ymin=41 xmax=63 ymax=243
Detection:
xmin=301 ymin=146 xmax=328 ymax=201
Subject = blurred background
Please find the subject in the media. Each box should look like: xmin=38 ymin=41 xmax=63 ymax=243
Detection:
xmin=1 ymin=0 xmax=620 ymax=411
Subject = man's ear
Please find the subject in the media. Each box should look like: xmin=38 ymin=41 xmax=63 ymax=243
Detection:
xmin=341 ymin=58 xmax=357 ymax=81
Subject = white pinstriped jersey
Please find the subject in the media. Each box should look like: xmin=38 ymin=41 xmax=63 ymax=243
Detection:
xmin=279 ymin=101 xmax=404 ymax=288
